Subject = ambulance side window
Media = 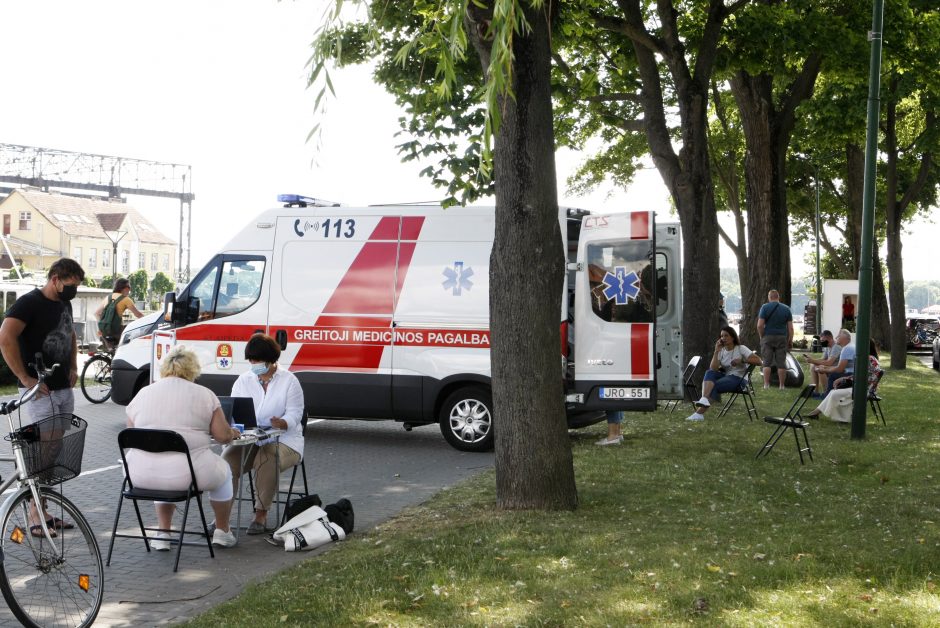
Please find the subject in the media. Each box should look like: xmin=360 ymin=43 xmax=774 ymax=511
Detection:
xmin=587 ymin=241 xmax=654 ymax=323
xmin=190 ymin=265 xmax=220 ymax=322
xmin=655 ymin=252 xmax=669 ymax=317
xmin=215 ymin=260 xmax=265 ymax=318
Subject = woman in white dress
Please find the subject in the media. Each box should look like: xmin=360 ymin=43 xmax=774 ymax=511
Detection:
xmin=126 ymin=345 xmax=240 ymax=549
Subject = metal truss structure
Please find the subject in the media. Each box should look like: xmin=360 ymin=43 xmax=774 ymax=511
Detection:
xmin=0 ymin=143 xmax=194 ymax=283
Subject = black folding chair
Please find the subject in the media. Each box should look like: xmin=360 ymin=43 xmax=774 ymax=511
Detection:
xmin=665 ymin=356 xmax=702 ymax=411
xmin=245 ymin=412 xmax=312 ymax=527
xmin=755 ymin=385 xmax=815 ymax=464
xmin=107 ymin=428 xmax=215 ymax=572
xmin=868 ymin=369 xmax=886 ymax=426
xmin=717 ymin=363 xmax=759 ymax=421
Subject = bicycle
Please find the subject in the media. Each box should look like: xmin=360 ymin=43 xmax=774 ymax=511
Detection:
xmin=80 ymin=341 xmax=114 ymax=404
xmin=0 ymin=357 xmax=103 ymax=628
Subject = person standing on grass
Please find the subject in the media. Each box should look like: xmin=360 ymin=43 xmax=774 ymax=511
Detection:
xmin=596 ymin=411 xmax=624 ymax=446
xmin=686 ymin=326 xmax=763 ymax=422
xmin=757 ymin=289 xmax=793 ymax=390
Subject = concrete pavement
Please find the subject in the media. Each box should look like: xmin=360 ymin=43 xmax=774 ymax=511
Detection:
xmin=0 ymin=392 xmax=494 ymax=626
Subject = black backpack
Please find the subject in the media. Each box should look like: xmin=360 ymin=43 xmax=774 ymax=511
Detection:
xmin=97 ymin=296 xmax=123 ymax=338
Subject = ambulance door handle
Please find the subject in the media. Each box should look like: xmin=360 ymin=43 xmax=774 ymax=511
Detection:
xmin=275 ymin=329 xmax=288 ymax=351
xmin=655 ymin=353 xmax=661 ymax=370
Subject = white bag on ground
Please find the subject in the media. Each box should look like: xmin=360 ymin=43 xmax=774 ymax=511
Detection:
xmin=272 ymin=505 xmax=346 ymax=551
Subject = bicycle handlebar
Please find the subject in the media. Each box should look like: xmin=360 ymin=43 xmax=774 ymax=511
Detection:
xmin=0 ymin=353 xmax=60 ymax=416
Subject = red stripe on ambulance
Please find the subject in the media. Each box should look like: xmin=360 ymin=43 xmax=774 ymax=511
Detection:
xmin=630 ymin=323 xmax=652 ymax=380
xmin=291 ymin=217 xmax=427 ymax=373
xmin=630 ymin=212 xmax=651 ymax=240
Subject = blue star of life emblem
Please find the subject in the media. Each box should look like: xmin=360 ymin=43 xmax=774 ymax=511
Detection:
xmin=601 ymin=266 xmax=640 ymax=305
xmin=218 ymin=357 xmax=230 ymax=368
xmin=442 ymin=261 xmax=474 ymax=296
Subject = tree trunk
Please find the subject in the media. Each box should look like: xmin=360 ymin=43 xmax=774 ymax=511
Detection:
xmin=467 ymin=2 xmax=578 ymax=510
xmin=883 ymin=87 xmax=907 ymax=368
xmin=870 ymin=237 xmax=891 ymax=351
xmin=730 ymin=58 xmax=820 ymax=347
xmin=844 ymin=143 xmax=865 ymax=274
xmin=620 ymin=0 xmax=723 ymax=364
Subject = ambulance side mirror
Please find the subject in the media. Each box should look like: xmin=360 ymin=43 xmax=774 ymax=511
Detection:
xmin=164 ymin=292 xmax=176 ymax=323
xmin=275 ymin=329 xmax=287 ymax=351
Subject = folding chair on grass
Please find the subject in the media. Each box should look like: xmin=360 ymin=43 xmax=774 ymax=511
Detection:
xmin=755 ymin=385 xmax=815 ymax=464
xmin=868 ymin=369 xmax=886 ymax=426
xmin=665 ymin=356 xmax=702 ymax=412
xmin=717 ymin=363 xmax=759 ymax=421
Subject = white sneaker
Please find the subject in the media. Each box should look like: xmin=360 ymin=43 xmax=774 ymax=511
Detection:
xmin=595 ymin=435 xmax=623 ymax=446
xmin=150 ymin=532 xmax=171 ymax=552
xmin=696 ymin=396 xmax=711 ymax=408
xmin=686 ymin=412 xmax=705 ymax=422
xmin=212 ymin=528 xmax=237 ymax=548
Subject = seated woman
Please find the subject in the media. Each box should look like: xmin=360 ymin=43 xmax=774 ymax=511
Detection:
xmin=125 ymin=345 xmax=239 ymax=549
xmin=687 ymin=326 xmax=763 ymax=421
xmin=223 ymin=334 xmax=305 ymax=534
xmin=807 ymin=339 xmax=881 ymax=423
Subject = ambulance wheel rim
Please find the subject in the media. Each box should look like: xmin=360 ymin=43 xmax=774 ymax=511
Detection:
xmin=448 ymin=399 xmax=491 ymax=444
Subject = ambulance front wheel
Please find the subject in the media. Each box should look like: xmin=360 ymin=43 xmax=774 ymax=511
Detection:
xmin=439 ymin=386 xmax=494 ymax=452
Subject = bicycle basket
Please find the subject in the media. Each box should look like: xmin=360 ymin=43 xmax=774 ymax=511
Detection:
xmin=11 ymin=414 xmax=87 ymax=485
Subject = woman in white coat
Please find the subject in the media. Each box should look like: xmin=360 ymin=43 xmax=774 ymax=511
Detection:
xmin=223 ymin=334 xmax=305 ymax=534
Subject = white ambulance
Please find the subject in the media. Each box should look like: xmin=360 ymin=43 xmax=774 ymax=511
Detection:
xmin=111 ymin=195 xmax=683 ymax=451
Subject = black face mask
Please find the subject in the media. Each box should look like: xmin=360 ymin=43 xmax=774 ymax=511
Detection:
xmin=820 ymin=339 xmax=829 ymax=347
xmin=58 ymin=284 xmax=78 ymax=301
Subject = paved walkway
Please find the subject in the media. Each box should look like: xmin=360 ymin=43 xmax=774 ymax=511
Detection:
xmin=0 ymin=394 xmax=493 ymax=626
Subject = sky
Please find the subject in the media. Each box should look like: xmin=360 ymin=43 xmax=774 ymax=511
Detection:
xmin=1 ymin=0 xmax=936 ymax=284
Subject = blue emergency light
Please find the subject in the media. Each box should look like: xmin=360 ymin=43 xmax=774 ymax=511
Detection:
xmin=278 ymin=194 xmax=340 ymax=208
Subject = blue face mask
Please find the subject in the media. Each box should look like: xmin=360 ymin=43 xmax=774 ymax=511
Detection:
xmin=250 ymin=363 xmax=268 ymax=376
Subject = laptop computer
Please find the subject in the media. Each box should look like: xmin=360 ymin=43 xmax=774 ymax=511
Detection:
xmin=218 ymin=396 xmax=258 ymax=429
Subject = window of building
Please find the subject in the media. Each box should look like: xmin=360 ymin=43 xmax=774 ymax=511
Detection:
xmin=18 ymin=211 xmax=31 ymax=231
xmin=121 ymin=250 xmax=130 ymax=273
xmin=72 ymin=247 xmax=83 ymax=265
xmin=102 ymin=248 xmax=111 ymax=268
xmin=150 ymin=253 xmax=158 ymax=271
xmin=88 ymin=248 xmax=97 ymax=268
xmin=139 ymin=252 xmax=145 ymax=270
xmin=162 ymin=253 xmax=170 ymax=271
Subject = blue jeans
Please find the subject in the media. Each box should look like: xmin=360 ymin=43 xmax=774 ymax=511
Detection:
xmin=702 ymin=370 xmax=745 ymax=401
xmin=825 ymin=371 xmax=850 ymax=394
xmin=605 ymin=411 xmax=623 ymax=425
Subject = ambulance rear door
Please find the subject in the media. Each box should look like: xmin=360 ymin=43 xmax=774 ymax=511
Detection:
xmin=572 ymin=211 xmax=657 ymax=411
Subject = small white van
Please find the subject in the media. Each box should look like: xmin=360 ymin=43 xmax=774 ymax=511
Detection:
xmin=111 ymin=196 xmax=683 ymax=451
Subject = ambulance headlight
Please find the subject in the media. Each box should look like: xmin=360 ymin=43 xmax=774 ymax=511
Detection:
xmin=121 ymin=325 xmax=150 ymax=346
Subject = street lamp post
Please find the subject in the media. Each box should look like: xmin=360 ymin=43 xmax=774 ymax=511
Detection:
xmin=104 ymin=229 xmax=127 ymax=286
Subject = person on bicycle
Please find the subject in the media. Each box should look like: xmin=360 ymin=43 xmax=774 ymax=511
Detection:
xmin=95 ymin=277 xmax=143 ymax=349
xmin=0 ymin=258 xmax=85 ymax=532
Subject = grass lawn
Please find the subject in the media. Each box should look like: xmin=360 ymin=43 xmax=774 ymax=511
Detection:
xmin=186 ymin=357 xmax=940 ymax=627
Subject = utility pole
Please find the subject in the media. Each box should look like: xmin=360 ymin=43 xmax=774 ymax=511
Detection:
xmin=851 ymin=0 xmax=885 ymax=439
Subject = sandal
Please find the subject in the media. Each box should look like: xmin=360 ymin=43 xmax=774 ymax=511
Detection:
xmin=46 ymin=517 xmax=74 ymax=530
xmin=29 ymin=524 xmax=57 ymax=539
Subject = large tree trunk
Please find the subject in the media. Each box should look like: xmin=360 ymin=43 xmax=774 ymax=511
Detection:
xmin=619 ymin=0 xmax=725 ymax=364
xmin=844 ymin=143 xmax=865 ymax=273
xmin=870 ymin=237 xmax=891 ymax=350
xmin=730 ymin=58 xmax=820 ymax=347
xmin=467 ymin=2 xmax=577 ymax=510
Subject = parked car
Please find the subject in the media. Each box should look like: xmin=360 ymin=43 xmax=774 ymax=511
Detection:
xmin=907 ymin=317 xmax=940 ymax=348
xmin=933 ymin=333 xmax=939 ymax=370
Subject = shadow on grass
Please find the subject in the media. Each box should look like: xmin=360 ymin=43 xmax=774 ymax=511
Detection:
xmin=182 ymin=360 xmax=940 ymax=627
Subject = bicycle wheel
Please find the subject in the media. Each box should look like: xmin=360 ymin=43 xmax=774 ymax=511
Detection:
xmin=0 ymin=487 xmax=103 ymax=628
xmin=80 ymin=355 xmax=112 ymax=404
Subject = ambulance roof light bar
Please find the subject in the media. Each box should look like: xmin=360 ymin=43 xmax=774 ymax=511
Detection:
xmin=278 ymin=194 xmax=341 ymax=208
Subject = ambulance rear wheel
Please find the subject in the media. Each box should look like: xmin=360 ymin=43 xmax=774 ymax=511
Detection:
xmin=440 ymin=386 xmax=494 ymax=452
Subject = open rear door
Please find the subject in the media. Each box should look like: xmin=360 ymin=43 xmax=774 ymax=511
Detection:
xmin=572 ymin=211 xmax=657 ymax=411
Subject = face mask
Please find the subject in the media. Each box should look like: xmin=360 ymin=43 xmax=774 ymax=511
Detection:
xmin=820 ymin=339 xmax=829 ymax=347
xmin=58 ymin=283 xmax=78 ymax=301
xmin=250 ymin=363 xmax=268 ymax=376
